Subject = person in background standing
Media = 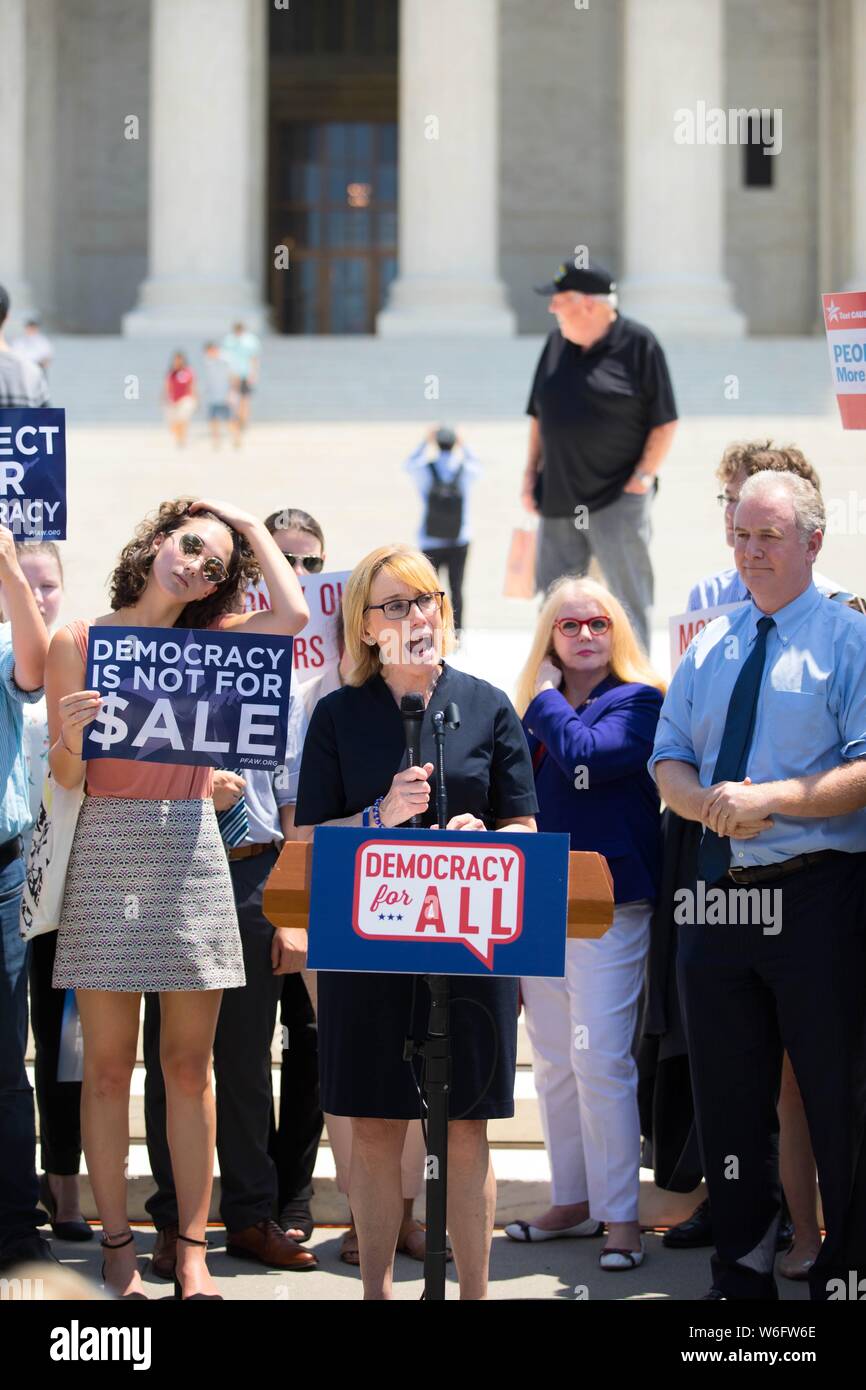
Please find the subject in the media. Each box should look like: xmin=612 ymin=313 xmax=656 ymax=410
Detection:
xmin=12 ymin=320 xmax=54 ymax=376
xmin=0 ymin=285 xmax=49 ymax=409
xmin=403 ymin=426 xmax=481 ymax=633
xmin=163 ymin=352 xmax=197 ymax=450
xmin=221 ymin=321 xmax=261 ymax=436
xmin=201 ymin=343 xmax=238 ymax=452
xmin=521 ymin=256 xmax=678 ymax=652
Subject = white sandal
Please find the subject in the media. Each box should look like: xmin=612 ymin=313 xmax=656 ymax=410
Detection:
xmin=504 ymin=1217 xmax=604 ymax=1243
xmin=599 ymin=1238 xmax=645 ymax=1270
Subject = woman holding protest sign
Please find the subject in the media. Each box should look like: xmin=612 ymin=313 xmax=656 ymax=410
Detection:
xmin=507 ymin=577 xmax=664 ymax=1270
xmin=45 ymin=497 xmax=308 ymax=1299
xmin=294 ymin=543 xmax=538 ymax=1300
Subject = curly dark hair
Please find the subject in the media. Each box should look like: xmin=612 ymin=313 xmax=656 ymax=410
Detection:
xmin=109 ymin=498 xmax=261 ymax=628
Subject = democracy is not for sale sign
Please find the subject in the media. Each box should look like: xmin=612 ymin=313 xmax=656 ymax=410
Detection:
xmin=82 ymin=626 xmax=293 ymax=770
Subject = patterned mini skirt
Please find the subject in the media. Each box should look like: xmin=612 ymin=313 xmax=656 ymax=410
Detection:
xmin=52 ymin=795 xmax=245 ymax=992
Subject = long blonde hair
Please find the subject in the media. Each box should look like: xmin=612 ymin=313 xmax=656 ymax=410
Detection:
xmin=342 ymin=544 xmax=456 ymax=686
xmin=515 ymin=576 xmax=665 ymax=716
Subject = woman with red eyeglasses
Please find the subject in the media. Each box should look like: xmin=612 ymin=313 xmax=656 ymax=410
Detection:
xmin=506 ymin=576 xmax=665 ymax=1271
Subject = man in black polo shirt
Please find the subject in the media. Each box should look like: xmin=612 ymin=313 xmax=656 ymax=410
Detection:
xmin=522 ymin=257 xmax=678 ymax=650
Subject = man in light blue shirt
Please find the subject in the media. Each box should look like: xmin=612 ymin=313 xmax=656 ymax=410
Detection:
xmin=142 ymin=693 xmax=318 ymax=1272
xmin=0 ymin=523 xmax=51 ymax=1273
xmin=650 ymin=470 xmax=866 ymax=1302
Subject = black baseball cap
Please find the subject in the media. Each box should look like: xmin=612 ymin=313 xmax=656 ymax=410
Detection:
xmin=534 ymin=257 xmax=616 ymax=296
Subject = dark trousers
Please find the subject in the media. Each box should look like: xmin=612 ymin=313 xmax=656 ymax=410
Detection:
xmin=28 ymin=929 xmax=82 ymax=1175
xmin=143 ymin=847 xmax=284 ymax=1233
xmin=269 ymin=973 xmax=323 ymax=1206
xmin=424 ymin=544 xmax=468 ymax=632
xmin=677 ymin=851 xmax=866 ymax=1300
xmin=0 ymin=854 xmax=41 ymax=1247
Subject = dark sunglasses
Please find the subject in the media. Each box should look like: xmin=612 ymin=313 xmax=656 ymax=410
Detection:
xmin=177 ymin=532 xmax=229 ymax=584
xmin=553 ymin=615 xmax=612 ymax=637
xmin=283 ymin=553 xmax=324 ymax=574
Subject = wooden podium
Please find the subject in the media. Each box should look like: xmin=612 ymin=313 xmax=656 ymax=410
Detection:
xmin=263 ymin=841 xmax=615 ymax=939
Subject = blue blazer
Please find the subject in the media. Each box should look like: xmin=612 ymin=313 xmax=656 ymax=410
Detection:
xmin=522 ymin=676 xmax=663 ymax=904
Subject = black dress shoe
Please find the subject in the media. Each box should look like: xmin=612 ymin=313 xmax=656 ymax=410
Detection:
xmin=663 ymin=1198 xmax=713 ymax=1249
xmin=0 ymin=1234 xmax=59 ymax=1274
xmin=38 ymin=1174 xmax=93 ymax=1243
xmin=700 ymin=1287 xmax=726 ymax=1300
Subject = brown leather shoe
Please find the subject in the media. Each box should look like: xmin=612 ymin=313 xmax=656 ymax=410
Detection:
xmin=226 ymin=1219 xmax=318 ymax=1270
xmin=151 ymin=1224 xmax=178 ymax=1280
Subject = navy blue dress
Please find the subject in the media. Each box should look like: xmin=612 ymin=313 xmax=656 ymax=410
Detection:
xmin=295 ymin=662 xmax=538 ymax=1119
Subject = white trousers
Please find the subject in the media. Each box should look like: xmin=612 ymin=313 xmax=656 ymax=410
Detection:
xmin=521 ymin=900 xmax=651 ymax=1222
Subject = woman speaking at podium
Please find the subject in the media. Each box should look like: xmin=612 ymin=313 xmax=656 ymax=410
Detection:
xmin=295 ymin=545 xmax=537 ymax=1299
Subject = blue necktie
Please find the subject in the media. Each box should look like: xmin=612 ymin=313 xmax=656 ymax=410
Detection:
xmin=216 ymin=769 xmax=249 ymax=849
xmin=696 ymin=615 xmax=775 ymax=886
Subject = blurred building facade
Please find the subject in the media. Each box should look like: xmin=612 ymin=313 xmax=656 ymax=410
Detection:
xmin=3 ymin=0 xmax=864 ymax=338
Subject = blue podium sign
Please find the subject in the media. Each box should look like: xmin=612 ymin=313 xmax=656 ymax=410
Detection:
xmin=307 ymin=826 xmax=569 ymax=978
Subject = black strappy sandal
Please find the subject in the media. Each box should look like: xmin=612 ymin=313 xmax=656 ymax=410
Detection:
xmin=173 ymin=1233 xmax=223 ymax=1301
xmin=101 ymin=1230 xmax=148 ymax=1299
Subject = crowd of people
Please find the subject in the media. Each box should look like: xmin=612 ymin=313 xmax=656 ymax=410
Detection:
xmin=1 ymin=265 xmax=865 ymax=1304
xmin=162 ymin=323 xmax=261 ymax=450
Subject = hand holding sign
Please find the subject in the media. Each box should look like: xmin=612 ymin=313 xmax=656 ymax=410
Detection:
xmin=58 ymin=690 xmax=102 ymax=756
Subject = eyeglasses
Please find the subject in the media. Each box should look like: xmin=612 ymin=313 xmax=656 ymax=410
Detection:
xmin=553 ymin=616 xmax=612 ymax=637
xmin=364 ymin=591 xmax=445 ymax=620
xmin=283 ymin=554 xmax=324 ymax=574
xmin=716 ymin=493 xmax=740 ymax=507
xmin=177 ymin=532 xmax=229 ymax=584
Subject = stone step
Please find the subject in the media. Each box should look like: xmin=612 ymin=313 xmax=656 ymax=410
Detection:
xmin=28 ymin=1061 xmax=545 ymax=1147
xmin=26 ymin=1011 xmax=538 ymax=1068
xmin=34 ymin=1139 xmax=706 ymax=1230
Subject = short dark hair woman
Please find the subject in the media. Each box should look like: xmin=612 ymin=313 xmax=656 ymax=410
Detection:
xmin=46 ymin=497 xmax=309 ymax=1299
xmin=295 ymin=543 xmax=538 ymax=1300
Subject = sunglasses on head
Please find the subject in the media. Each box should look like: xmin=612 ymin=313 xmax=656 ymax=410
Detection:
xmin=177 ymin=531 xmax=229 ymax=584
xmin=283 ymin=553 xmax=324 ymax=574
xmin=553 ymin=615 xmax=612 ymax=637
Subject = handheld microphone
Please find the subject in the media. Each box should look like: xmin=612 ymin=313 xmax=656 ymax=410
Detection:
xmin=400 ymin=693 xmax=426 ymax=827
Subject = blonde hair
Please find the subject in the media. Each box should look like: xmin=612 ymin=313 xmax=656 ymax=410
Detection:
xmin=515 ymin=576 xmax=665 ymax=717
xmin=342 ymin=544 xmax=456 ymax=686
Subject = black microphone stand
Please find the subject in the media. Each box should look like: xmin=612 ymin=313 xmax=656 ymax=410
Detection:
xmin=420 ymin=702 xmax=460 ymax=1301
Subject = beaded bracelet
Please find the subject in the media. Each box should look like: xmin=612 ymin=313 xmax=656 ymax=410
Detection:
xmin=371 ymin=796 xmax=384 ymax=828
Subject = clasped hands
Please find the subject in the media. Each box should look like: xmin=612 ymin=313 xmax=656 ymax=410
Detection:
xmin=699 ymin=776 xmax=775 ymax=840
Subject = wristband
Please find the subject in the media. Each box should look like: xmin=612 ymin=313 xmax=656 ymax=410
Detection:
xmin=362 ymin=806 xmax=371 ymax=828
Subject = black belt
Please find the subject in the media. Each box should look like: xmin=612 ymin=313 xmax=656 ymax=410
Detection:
xmin=726 ymin=849 xmax=840 ymax=887
xmin=0 ymin=835 xmax=23 ymax=872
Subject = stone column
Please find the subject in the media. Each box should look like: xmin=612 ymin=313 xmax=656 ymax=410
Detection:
xmin=123 ymin=0 xmax=267 ymax=337
xmin=0 ymin=0 xmax=36 ymax=332
xmin=845 ymin=0 xmax=866 ymax=289
xmin=377 ymin=0 xmax=515 ymax=336
xmin=618 ymin=0 xmax=745 ymax=336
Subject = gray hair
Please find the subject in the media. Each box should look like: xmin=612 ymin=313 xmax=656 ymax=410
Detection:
xmin=737 ymin=469 xmax=826 ymax=541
